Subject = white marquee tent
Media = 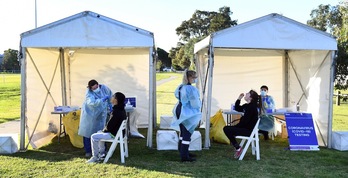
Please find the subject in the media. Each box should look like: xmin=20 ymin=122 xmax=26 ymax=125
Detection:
xmin=19 ymin=11 xmax=156 ymax=149
xmin=194 ymin=13 xmax=337 ymax=149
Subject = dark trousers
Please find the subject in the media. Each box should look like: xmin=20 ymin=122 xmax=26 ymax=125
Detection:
xmin=83 ymin=137 xmax=92 ymax=153
xmin=223 ymin=126 xmax=251 ymax=149
xmin=179 ymin=124 xmax=192 ymax=159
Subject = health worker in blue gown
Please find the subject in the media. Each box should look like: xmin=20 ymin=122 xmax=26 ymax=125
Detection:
xmin=78 ymin=79 xmax=113 ymax=157
xmin=171 ymin=70 xmax=201 ymax=162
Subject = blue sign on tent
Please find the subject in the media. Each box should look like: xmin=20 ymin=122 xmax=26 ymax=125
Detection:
xmin=284 ymin=113 xmax=319 ymax=151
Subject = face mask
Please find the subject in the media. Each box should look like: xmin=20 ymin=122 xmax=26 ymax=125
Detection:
xmin=260 ymin=91 xmax=267 ymax=96
xmin=93 ymin=87 xmax=100 ymax=93
xmin=192 ymin=78 xmax=198 ymax=83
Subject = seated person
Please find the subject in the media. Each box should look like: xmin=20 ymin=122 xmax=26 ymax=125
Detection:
xmin=87 ymin=92 xmax=127 ymax=163
xmin=258 ymin=85 xmax=275 ymax=140
xmin=223 ymin=90 xmax=259 ymax=159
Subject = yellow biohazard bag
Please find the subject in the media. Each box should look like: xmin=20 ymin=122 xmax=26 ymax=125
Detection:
xmin=63 ymin=110 xmax=83 ymax=148
xmin=209 ymin=109 xmax=230 ymax=145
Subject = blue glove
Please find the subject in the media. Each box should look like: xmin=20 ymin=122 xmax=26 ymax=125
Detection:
xmin=108 ymin=105 xmax=113 ymax=113
xmin=102 ymin=95 xmax=109 ymax=102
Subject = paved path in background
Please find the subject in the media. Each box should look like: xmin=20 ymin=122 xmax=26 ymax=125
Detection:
xmin=0 ymin=75 xmax=179 ymax=135
xmin=0 ymin=119 xmax=20 ymax=134
xmin=156 ymin=75 xmax=178 ymax=86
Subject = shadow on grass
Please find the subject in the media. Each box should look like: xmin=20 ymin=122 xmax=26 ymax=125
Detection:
xmin=3 ymin=127 xmax=348 ymax=177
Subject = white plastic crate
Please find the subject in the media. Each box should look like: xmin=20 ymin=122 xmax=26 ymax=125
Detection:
xmin=332 ymin=131 xmax=348 ymax=151
xmin=160 ymin=115 xmax=173 ymax=129
xmin=0 ymin=134 xmax=18 ymax=154
xmin=189 ymin=131 xmax=202 ymax=151
xmin=156 ymin=130 xmax=178 ymax=150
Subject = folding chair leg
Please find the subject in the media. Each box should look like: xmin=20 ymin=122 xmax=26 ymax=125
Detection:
xmin=120 ymin=139 xmax=125 ymax=163
xmin=238 ymin=140 xmax=252 ymax=160
xmin=103 ymin=142 xmax=119 ymax=163
xmin=124 ymin=138 xmax=129 ymax=157
xmin=256 ymin=139 xmax=260 ymax=160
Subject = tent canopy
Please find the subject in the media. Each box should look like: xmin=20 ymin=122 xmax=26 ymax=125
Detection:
xmin=194 ymin=13 xmax=337 ymax=149
xmin=19 ymin=11 xmax=156 ymax=149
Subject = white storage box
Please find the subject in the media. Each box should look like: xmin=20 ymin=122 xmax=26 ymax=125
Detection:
xmin=156 ymin=130 xmax=178 ymax=150
xmin=0 ymin=134 xmax=18 ymax=154
xmin=189 ymin=131 xmax=202 ymax=151
xmin=160 ymin=115 xmax=173 ymax=129
xmin=332 ymin=131 xmax=348 ymax=151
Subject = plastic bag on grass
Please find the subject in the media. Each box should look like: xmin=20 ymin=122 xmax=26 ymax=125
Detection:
xmin=210 ymin=109 xmax=230 ymax=145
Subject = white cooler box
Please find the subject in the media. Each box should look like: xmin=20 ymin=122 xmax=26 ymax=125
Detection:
xmin=160 ymin=115 xmax=173 ymax=129
xmin=0 ymin=133 xmax=18 ymax=154
xmin=189 ymin=131 xmax=202 ymax=151
xmin=156 ymin=130 xmax=178 ymax=150
xmin=332 ymin=131 xmax=348 ymax=151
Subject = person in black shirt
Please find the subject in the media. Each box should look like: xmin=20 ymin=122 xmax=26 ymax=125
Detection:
xmin=87 ymin=92 xmax=127 ymax=163
xmin=223 ymin=90 xmax=259 ymax=159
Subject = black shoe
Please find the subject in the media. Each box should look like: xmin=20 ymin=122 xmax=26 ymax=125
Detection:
xmin=181 ymin=157 xmax=196 ymax=162
xmin=189 ymin=153 xmax=197 ymax=157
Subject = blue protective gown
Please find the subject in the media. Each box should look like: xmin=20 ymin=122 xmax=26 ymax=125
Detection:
xmin=78 ymin=84 xmax=113 ymax=138
xmin=259 ymin=95 xmax=275 ymax=131
xmin=171 ymin=84 xmax=202 ymax=134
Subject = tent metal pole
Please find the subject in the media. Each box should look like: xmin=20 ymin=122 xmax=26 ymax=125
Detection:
xmin=147 ymin=47 xmax=155 ymax=148
xmin=284 ymin=51 xmax=289 ymax=107
xmin=59 ymin=48 xmax=67 ymax=106
xmin=19 ymin=47 xmax=27 ymax=151
xmin=204 ymin=40 xmax=214 ymax=148
xmin=327 ymin=51 xmax=336 ymax=148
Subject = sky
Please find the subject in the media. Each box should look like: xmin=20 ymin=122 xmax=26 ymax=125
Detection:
xmin=0 ymin=0 xmax=343 ymax=53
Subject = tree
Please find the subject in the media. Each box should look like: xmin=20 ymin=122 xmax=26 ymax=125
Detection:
xmin=156 ymin=47 xmax=170 ymax=70
xmin=1 ymin=49 xmax=19 ymax=72
xmin=172 ymin=6 xmax=237 ymax=70
xmin=176 ymin=6 xmax=237 ymax=42
xmin=307 ymin=2 xmax=348 ymax=89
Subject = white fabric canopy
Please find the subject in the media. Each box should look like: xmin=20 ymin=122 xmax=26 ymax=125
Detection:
xmin=19 ymin=11 xmax=156 ymax=149
xmin=194 ymin=13 xmax=337 ymax=149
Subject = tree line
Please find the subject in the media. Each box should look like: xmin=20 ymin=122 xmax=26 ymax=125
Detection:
xmin=1 ymin=2 xmax=347 ymax=89
xmin=158 ymin=2 xmax=348 ymax=89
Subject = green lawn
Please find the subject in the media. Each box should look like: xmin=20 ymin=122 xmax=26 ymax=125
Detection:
xmin=0 ymin=73 xmax=347 ymax=177
xmin=0 ymin=74 xmax=20 ymax=123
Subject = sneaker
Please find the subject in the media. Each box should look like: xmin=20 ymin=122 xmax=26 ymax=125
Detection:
xmin=86 ymin=156 xmax=99 ymax=163
xmin=234 ymin=147 xmax=243 ymax=158
xmin=98 ymin=153 xmax=106 ymax=162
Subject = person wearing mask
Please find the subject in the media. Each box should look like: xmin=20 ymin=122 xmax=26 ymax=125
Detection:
xmin=223 ymin=90 xmax=259 ymax=159
xmin=87 ymin=92 xmax=127 ymax=163
xmin=258 ymin=85 xmax=275 ymax=140
xmin=171 ymin=70 xmax=201 ymax=162
xmin=78 ymin=79 xmax=113 ymax=158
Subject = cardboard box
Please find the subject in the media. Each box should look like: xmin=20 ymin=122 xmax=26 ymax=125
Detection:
xmin=281 ymin=124 xmax=288 ymax=138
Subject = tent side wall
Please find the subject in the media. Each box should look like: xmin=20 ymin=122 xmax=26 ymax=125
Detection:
xmin=67 ymin=48 xmax=151 ymax=128
xmin=24 ymin=48 xmax=64 ymax=148
xmin=288 ymin=50 xmax=333 ymax=146
xmin=196 ymin=48 xmax=334 ymax=147
xmin=22 ymin=47 xmax=152 ymax=148
xmin=210 ymin=49 xmax=285 ymax=114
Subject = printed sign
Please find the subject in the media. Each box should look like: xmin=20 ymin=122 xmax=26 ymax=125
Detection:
xmin=284 ymin=113 xmax=319 ymax=151
xmin=125 ymin=96 xmax=136 ymax=107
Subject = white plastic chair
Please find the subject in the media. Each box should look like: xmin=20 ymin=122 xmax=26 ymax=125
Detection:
xmin=100 ymin=120 xmax=128 ymax=163
xmin=236 ymin=118 xmax=261 ymax=160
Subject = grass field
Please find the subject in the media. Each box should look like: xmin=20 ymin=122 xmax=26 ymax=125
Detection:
xmin=0 ymin=73 xmax=348 ymax=177
xmin=0 ymin=74 xmax=20 ymax=123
